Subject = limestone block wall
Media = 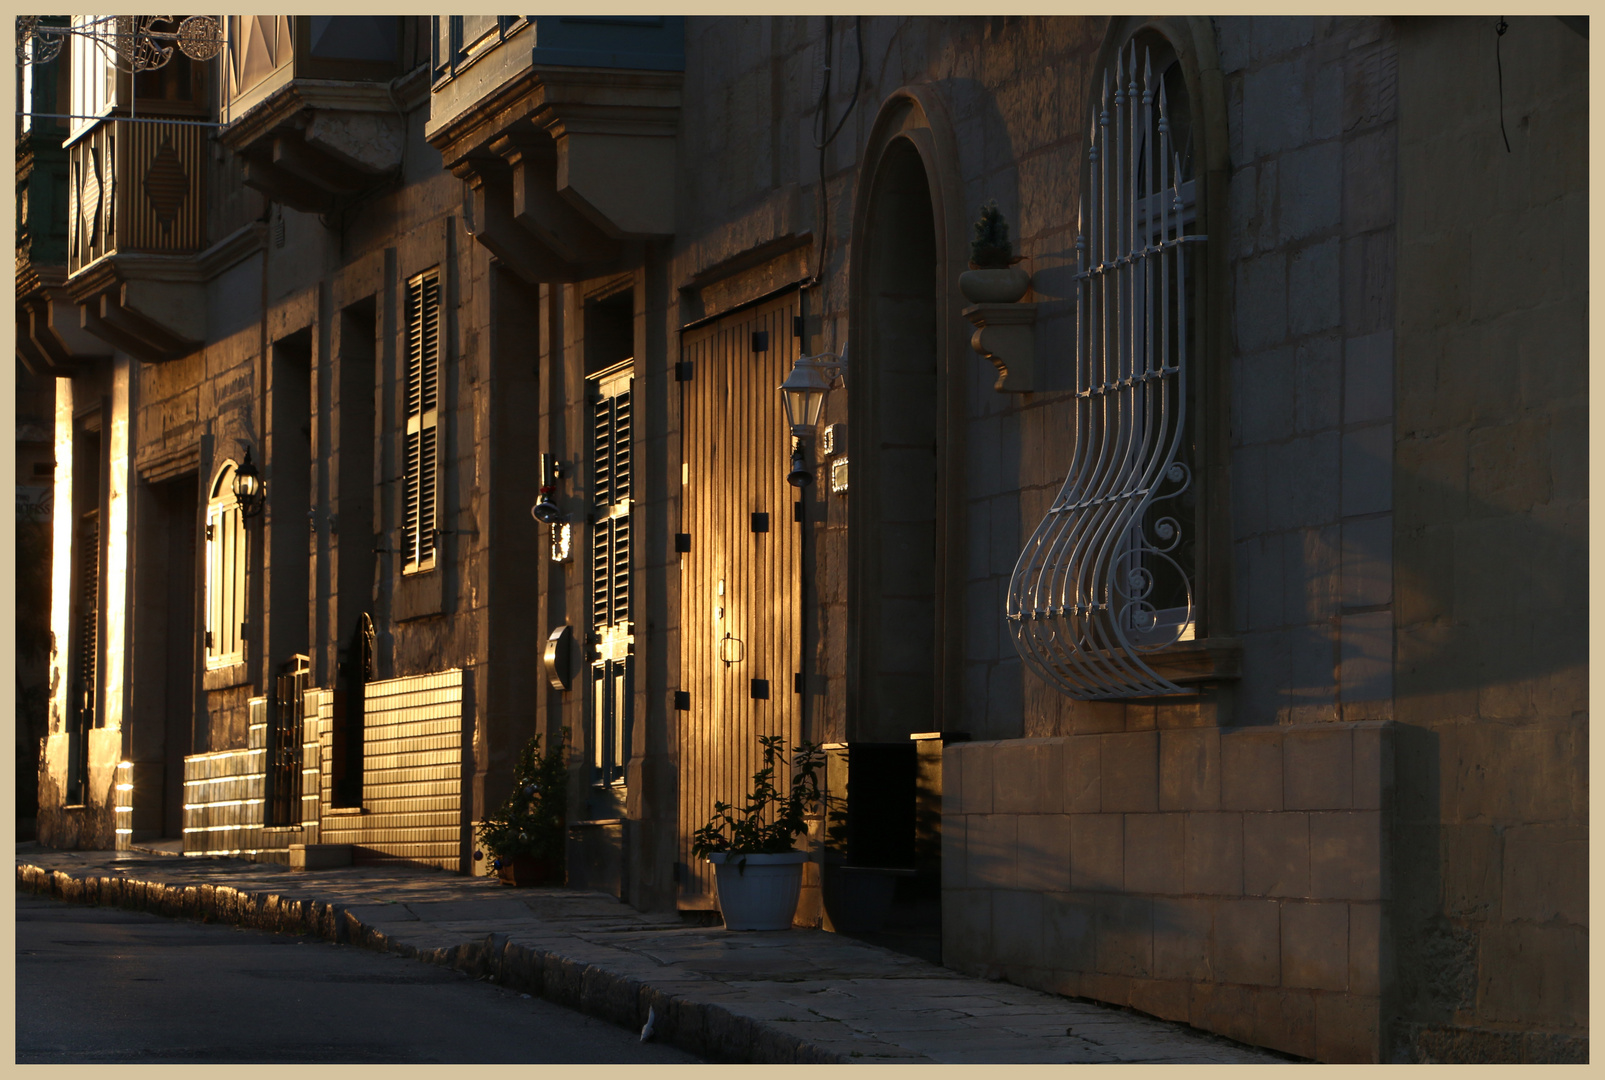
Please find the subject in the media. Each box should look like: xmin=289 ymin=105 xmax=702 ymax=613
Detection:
xmin=181 ymin=719 xmax=266 ymax=858
xmin=318 ymin=669 xmax=468 ymax=870
xmin=944 ymin=725 xmax=1393 ymax=1062
xmin=1387 ymin=16 xmax=1588 ymax=1063
xmin=1214 ymin=15 xmax=1401 ymax=726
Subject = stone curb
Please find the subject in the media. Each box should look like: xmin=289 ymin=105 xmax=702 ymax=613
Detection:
xmin=17 ymin=863 xmax=849 ymax=1065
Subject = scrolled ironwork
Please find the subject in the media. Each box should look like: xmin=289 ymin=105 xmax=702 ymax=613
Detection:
xmin=1006 ymin=41 xmax=1205 ymax=699
xmin=16 ymin=14 xmax=223 ymax=72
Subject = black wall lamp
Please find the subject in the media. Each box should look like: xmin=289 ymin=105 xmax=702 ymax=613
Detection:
xmin=531 ymin=453 xmax=566 ymax=524
xmin=234 ymin=447 xmax=266 ymax=518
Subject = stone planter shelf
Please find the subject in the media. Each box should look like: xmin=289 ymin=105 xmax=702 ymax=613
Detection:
xmin=963 ymin=301 xmax=1038 ymax=393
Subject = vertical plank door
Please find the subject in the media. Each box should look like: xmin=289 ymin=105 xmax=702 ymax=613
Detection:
xmin=677 ymin=293 xmax=801 ymax=909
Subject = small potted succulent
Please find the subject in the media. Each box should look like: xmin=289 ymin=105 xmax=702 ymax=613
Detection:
xmin=691 ymin=734 xmax=824 ymax=930
xmin=960 ymin=200 xmax=1031 ymax=303
xmin=476 ymin=731 xmax=569 ymax=887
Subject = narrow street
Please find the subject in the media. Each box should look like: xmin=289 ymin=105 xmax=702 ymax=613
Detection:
xmin=15 ymin=894 xmax=701 ymax=1064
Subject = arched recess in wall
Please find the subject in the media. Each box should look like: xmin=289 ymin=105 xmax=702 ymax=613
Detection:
xmin=845 ymin=86 xmax=968 ymax=741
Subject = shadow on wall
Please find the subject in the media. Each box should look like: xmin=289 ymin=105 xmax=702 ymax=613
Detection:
xmin=1227 ymin=423 xmax=1586 ymax=725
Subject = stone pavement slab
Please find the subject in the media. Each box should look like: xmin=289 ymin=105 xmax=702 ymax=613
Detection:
xmin=14 ymin=843 xmax=1291 ymax=1064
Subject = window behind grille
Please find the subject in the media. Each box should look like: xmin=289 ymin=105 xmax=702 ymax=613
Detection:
xmin=402 ymin=268 xmax=440 ymax=573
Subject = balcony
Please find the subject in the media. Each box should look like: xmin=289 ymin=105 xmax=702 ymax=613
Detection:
xmin=15 ymin=19 xmax=106 ymax=377
xmin=425 ymin=16 xmax=685 ymax=284
xmin=63 ymin=115 xmax=215 ymax=362
xmin=217 ymin=16 xmax=416 ymax=215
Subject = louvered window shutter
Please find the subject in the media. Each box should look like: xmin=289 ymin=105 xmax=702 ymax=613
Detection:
xmin=74 ymin=509 xmax=99 ymax=712
xmin=403 ymin=269 xmax=441 ymax=573
xmin=591 ymin=372 xmax=633 ymax=631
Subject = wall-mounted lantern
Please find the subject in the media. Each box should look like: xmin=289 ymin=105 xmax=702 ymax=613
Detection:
xmin=779 ymin=345 xmax=847 ymax=488
xmin=530 ymin=452 xmax=565 ymax=524
xmin=233 ymin=447 xmax=266 ymax=518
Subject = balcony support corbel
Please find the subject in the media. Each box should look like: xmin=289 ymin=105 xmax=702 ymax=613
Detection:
xmin=453 ymin=161 xmax=582 ymax=285
xmin=963 ymin=302 xmax=1038 ymax=393
xmin=241 ymin=154 xmax=339 ymax=215
xmin=490 ymin=132 xmax=621 ymax=267
xmin=16 ymin=290 xmax=110 ymax=377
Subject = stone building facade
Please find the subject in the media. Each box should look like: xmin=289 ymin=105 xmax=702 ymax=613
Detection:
xmin=23 ymin=15 xmax=1584 ymax=1063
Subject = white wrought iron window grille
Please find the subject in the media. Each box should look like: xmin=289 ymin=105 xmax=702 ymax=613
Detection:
xmin=1007 ymin=43 xmax=1205 ymax=699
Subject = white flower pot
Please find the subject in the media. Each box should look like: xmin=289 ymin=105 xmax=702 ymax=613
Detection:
xmin=707 ymin=851 xmax=808 ymax=931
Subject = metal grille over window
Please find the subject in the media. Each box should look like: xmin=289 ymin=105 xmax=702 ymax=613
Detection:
xmin=403 ymin=268 xmax=441 ymax=573
xmin=1007 ymin=44 xmax=1204 ymax=699
xmin=590 ymin=363 xmax=633 ymax=786
xmin=268 ymin=654 xmax=309 ymax=827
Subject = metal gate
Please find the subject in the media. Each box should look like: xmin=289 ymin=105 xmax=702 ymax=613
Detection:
xmin=268 ymin=653 xmax=310 ymax=827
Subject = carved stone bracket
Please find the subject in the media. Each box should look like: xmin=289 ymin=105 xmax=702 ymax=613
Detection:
xmin=16 ymin=278 xmax=111 ymax=377
xmin=963 ymin=301 xmax=1038 ymax=393
xmin=64 ymin=222 xmax=265 ymax=364
xmin=221 ymin=80 xmax=412 ymax=215
xmin=428 ymin=66 xmax=681 ymax=282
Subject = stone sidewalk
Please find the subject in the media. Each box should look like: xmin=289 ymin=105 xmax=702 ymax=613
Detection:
xmin=14 ymin=844 xmax=1290 ymax=1065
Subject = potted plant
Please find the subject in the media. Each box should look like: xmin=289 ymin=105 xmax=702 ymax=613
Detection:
xmin=959 ymin=200 xmax=1031 ymax=303
xmin=691 ymin=734 xmax=824 ymax=930
xmin=476 ymin=730 xmax=569 ymax=887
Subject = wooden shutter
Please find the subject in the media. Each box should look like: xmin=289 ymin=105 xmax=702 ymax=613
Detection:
xmin=204 ymin=465 xmax=247 ymax=669
xmin=403 ymin=268 xmax=440 ymax=573
xmin=590 ymin=363 xmax=633 ymax=786
xmin=72 ymin=508 xmax=100 ymax=717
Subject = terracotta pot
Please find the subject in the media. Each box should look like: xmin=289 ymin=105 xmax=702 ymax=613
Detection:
xmin=496 ymin=853 xmax=563 ymax=887
xmin=707 ymin=851 xmax=807 ymax=930
xmin=959 ymin=266 xmax=1031 ymax=304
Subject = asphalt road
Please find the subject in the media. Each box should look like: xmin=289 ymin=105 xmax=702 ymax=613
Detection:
xmin=15 ymin=893 xmax=702 ymax=1064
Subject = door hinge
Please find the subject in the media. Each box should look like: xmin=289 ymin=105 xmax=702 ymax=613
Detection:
xmin=674 ymin=689 xmax=690 ymax=711
xmin=750 ymin=512 xmax=769 ymax=533
xmin=793 ymin=500 xmax=803 ymax=522
xmin=675 ymin=360 xmax=693 ymax=382
xmin=794 ymin=672 xmax=804 ymax=694
xmin=205 ymin=523 xmax=214 ymax=540
xmin=674 ymin=532 xmax=691 ymax=553
xmin=751 ymin=330 xmax=769 ymax=353
xmin=750 ymin=678 xmax=769 ymax=700
xmin=204 ymin=630 xmax=213 ymax=648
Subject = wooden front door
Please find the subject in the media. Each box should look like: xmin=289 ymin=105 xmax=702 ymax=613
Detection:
xmin=677 ymin=293 xmax=802 ymax=909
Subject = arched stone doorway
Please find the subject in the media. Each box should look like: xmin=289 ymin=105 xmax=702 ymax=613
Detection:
xmin=835 ymin=87 xmax=967 ymax=957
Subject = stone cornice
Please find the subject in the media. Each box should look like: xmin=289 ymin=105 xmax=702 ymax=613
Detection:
xmin=426 ymin=65 xmax=682 ymax=168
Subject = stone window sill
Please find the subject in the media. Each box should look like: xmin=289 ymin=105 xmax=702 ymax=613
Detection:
xmin=203 ymin=662 xmax=251 ymax=692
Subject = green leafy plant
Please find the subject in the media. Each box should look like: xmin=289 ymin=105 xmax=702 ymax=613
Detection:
xmin=476 ymin=730 xmax=569 ymax=866
xmin=969 ymin=199 xmax=1020 ymax=269
xmin=691 ymin=734 xmax=824 ymax=858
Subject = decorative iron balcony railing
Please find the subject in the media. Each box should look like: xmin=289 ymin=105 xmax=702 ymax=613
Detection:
xmin=1007 ymin=44 xmax=1205 ymax=699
